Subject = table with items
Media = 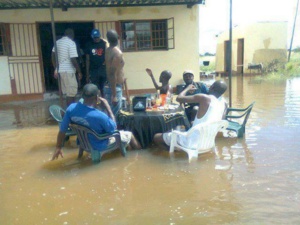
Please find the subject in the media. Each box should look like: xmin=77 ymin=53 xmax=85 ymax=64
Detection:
xmin=117 ymin=104 xmax=190 ymax=148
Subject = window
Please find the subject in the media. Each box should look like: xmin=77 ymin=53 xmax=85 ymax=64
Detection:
xmin=0 ymin=23 xmax=11 ymax=56
xmin=121 ymin=19 xmax=173 ymax=51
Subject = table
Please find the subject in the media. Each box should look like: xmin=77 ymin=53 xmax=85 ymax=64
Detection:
xmin=117 ymin=104 xmax=190 ymax=148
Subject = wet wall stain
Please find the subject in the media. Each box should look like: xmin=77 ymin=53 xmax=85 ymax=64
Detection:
xmin=252 ymin=49 xmax=287 ymax=64
xmin=107 ymin=7 xmax=143 ymax=16
xmin=263 ymin=38 xmax=271 ymax=49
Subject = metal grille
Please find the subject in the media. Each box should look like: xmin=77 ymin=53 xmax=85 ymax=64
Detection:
xmin=8 ymin=23 xmax=43 ymax=95
xmin=121 ymin=20 xmax=169 ymax=51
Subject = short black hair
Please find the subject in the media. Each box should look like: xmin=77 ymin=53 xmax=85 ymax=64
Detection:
xmin=210 ymin=80 xmax=227 ymax=97
xmin=107 ymin=29 xmax=118 ymax=46
xmin=82 ymin=84 xmax=98 ymax=99
xmin=160 ymin=70 xmax=172 ymax=81
xmin=64 ymin=28 xmax=74 ymax=38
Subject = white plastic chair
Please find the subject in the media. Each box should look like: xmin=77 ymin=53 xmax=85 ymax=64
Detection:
xmin=169 ymin=120 xmax=229 ymax=162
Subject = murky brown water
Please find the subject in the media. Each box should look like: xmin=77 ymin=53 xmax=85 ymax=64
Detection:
xmin=1 ymin=76 xmax=300 ymax=224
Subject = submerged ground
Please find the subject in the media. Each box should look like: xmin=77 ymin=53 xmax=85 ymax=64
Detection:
xmin=0 ymin=76 xmax=300 ymax=224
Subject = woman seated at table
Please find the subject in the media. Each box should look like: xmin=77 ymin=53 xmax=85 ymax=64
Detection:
xmin=153 ymin=80 xmax=228 ymax=150
xmin=145 ymin=68 xmax=172 ymax=95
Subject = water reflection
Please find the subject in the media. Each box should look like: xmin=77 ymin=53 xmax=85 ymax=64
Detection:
xmin=1 ymin=76 xmax=300 ymax=224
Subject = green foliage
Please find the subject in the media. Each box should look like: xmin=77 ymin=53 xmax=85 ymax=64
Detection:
xmin=261 ymin=52 xmax=300 ymax=82
xmin=293 ymin=46 xmax=300 ymax=53
xmin=200 ymin=62 xmax=215 ymax=72
xmin=199 ymin=56 xmax=216 ymax=73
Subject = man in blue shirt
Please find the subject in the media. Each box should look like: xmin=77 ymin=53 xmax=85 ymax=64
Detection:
xmin=52 ymin=83 xmax=141 ymax=160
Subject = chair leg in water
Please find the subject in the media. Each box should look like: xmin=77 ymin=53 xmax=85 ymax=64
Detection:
xmin=120 ymin=145 xmax=126 ymax=157
xmin=91 ymin=150 xmax=101 ymax=164
xmin=77 ymin=148 xmax=84 ymax=159
xmin=188 ymin=150 xmax=199 ymax=162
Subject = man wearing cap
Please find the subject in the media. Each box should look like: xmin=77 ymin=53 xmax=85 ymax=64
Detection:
xmin=84 ymin=29 xmax=107 ymax=96
xmin=181 ymin=70 xmax=209 ymax=123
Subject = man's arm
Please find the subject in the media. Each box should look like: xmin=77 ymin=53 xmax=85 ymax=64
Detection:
xmin=52 ymin=106 xmax=72 ymax=160
xmin=71 ymin=57 xmax=82 ymax=81
xmin=51 ymin=51 xmax=56 ymax=68
xmin=51 ymin=52 xmax=59 ymax=79
xmin=85 ymin=54 xmax=90 ymax=83
xmin=146 ymin=68 xmax=160 ymax=90
xmin=52 ymin=131 xmax=66 ymax=160
xmin=176 ymin=84 xmax=204 ymax=104
xmin=97 ymin=96 xmax=116 ymax=123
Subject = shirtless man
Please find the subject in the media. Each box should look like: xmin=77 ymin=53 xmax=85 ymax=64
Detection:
xmin=103 ymin=29 xmax=125 ymax=116
xmin=153 ymin=80 xmax=227 ymax=150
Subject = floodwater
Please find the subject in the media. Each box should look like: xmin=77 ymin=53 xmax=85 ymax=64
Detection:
xmin=0 ymin=76 xmax=300 ymax=224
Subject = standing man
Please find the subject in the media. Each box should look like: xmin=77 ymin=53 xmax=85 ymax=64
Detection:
xmin=52 ymin=28 xmax=82 ymax=107
xmin=85 ymin=29 xmax=107 ymax=96
xmin=104 ymin=29 xmax=125 ymax=116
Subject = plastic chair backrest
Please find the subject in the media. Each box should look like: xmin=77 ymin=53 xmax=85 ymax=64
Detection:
xmin=170 ymin=120 xmax=228 ymax=161
xmin=185 ymin=120 xmax=229 ymax=150
xmin=69 ymin=123 xmax=126 ymax=163
xmin=226 ymin=101 xmax=255 ymax=127
xmin=49 ymin=105 xmax=65 ymax=123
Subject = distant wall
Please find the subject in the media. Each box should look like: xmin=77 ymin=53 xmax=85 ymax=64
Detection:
xmin=215 ymin=22 xmax=288 ymax=74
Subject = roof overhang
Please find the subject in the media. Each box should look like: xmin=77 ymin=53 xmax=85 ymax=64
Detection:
xmin=0 ymin=0 xmax=205 ymax=10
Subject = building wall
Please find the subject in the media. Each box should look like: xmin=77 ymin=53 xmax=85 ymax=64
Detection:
xmin=215 ymin=22 xmax=288 ymax=74
xmin=0 ymin=56 xmax=12 ymax=95
xmin=0 ymin=5 xmax=200 ymax=94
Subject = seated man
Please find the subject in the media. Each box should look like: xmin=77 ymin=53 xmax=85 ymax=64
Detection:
xmin=145 ymin=68 xmax=172 ymax=94
xmin=52 ymin=83 xmax=141 ymax=160
xmin=180 ymin=70 xmax=209 ymax=123
xmin=153 ymin=80 xmax=227 ymax=150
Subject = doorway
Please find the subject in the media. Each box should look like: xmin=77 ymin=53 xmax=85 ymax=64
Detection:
xmin=237 ymin=38 xmax=244 ymax=74
xmin=224 ymin=40 xmax=230 ymax=73
xmin=38 ymin=22 xmax=94 ymax=91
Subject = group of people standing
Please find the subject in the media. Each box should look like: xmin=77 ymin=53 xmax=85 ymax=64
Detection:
xmin=52 ymin=28 xmax=125 ymax=116
xmin=51 ymin=27 xmax=228 ymax=161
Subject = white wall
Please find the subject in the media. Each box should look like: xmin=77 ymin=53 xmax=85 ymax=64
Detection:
xmin=0 ymin=57 xmax=12 ymax=95
xmin=0 ymin=5 xmax=200 ymax=91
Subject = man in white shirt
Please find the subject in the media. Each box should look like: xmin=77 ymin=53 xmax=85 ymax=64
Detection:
xmin=52 ymin=28 xmax=82 ymax=106
xmin=153 ymin=80 xmax=228 ymax=149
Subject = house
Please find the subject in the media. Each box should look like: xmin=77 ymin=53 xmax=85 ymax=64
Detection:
xmin=0 ymin=0 xmax=205 ymax=103
xmin=215 ymin=21 xmax=288 ymax=75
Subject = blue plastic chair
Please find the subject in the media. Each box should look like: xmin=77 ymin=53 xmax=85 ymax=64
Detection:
xmin=69 ymin=123 xmax=126 ymax=164
xmin=225 ymin=102 xmax=255 ymax=138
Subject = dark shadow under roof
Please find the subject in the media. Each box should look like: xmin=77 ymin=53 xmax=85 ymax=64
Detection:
xmin=0 ymin=0 xmax=205 ymax=10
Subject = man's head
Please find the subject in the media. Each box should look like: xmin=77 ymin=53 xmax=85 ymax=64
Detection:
xmin=91 ymin=29 xmax=101 ymax=42
xmin=106 ymin=29 xmax=118 ymax=47
xmin=159 ymin=70 xmax=172 ymax=83
xmin=208 ymin=80 xmax=227 ymax=98
xmin=64 ymin=28 xmax=74 ymax=40
xmin=183 ymin=70 xmax=194 ymax=85
xmin=82 ymin=84 xmax=99 ymax=104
